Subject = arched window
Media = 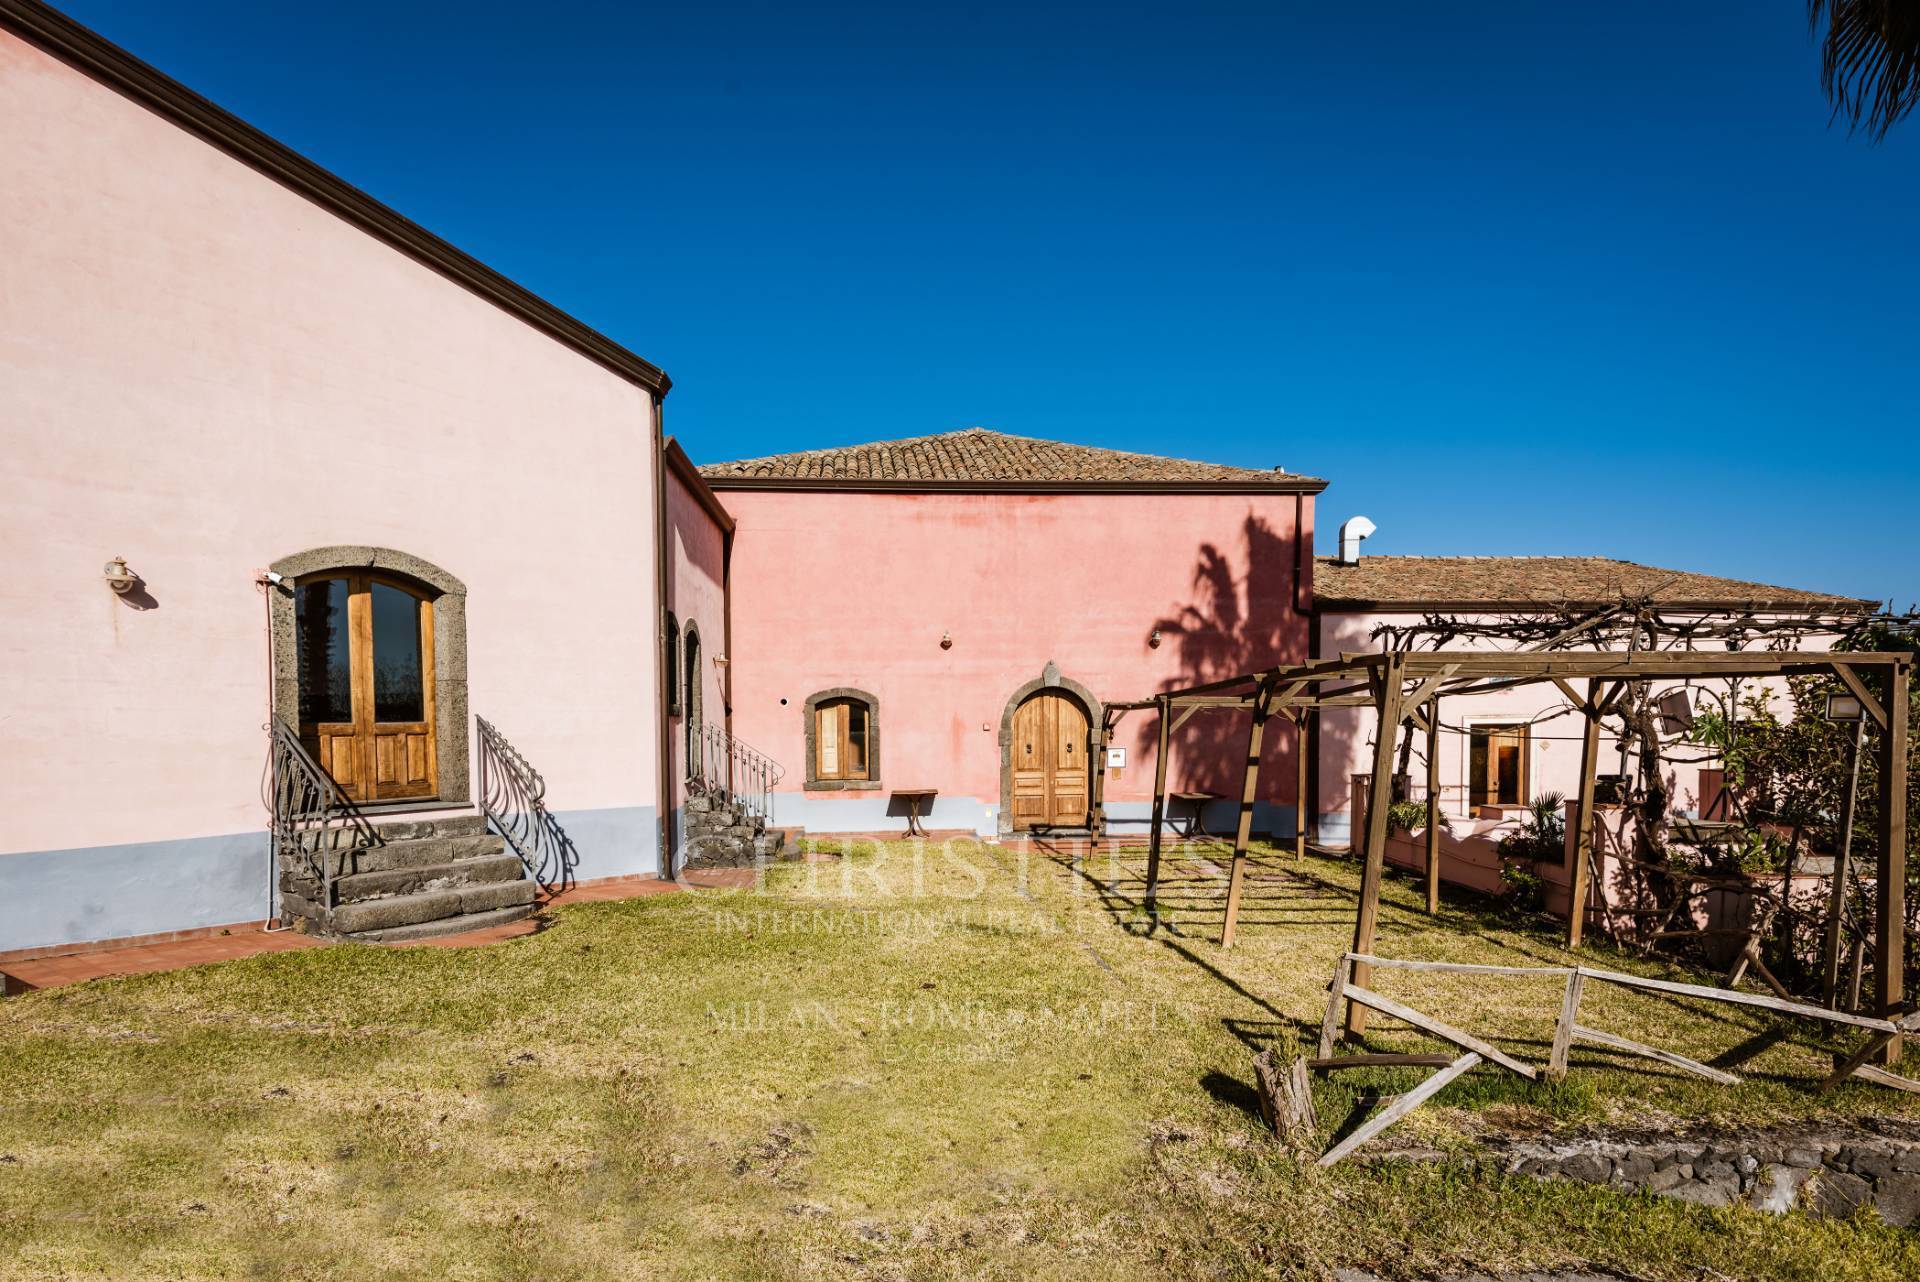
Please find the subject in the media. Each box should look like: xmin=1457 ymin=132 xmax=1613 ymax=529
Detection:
xmin=683 ymin=623 xmax=703 ymax=779
xmin=665 ymin=610 xmax=680 ymax=717
xmin=803 ymin=688 xmax=880 ymax=790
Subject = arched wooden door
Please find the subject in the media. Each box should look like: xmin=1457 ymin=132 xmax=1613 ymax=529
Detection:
xmin=293 ymin=572 xmax=437 ymax=802
xmin=1009 ymin=690 xmax=1090 ymax=830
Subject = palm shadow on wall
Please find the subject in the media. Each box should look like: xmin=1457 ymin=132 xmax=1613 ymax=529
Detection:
xmin=1134 ymin=514 xmax=1350 ymax=828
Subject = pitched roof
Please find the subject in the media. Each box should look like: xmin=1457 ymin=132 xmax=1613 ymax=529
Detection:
xmin=698 ymin=428 xmax=1325 ymax=491
xmin=1314 ymin=556 xmax=1875 ymax=612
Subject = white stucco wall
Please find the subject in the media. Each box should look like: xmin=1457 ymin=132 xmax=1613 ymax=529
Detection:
xmin=1311 ymin=609 xmax=1830 ymax=845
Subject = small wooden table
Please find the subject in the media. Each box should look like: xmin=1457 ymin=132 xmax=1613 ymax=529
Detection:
xmin=892 ymin=789 xmax=938 ymax=838
xmin=1170 ymin=791 xmax=1220 ymax=838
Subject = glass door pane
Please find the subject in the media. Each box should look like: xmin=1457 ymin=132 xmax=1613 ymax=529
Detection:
xmin=295 ymin=577 xmax=352 ymax=724
xmin=368 ymin=581 xmax=425 ymax=723
xmin=845 ymin=703 xmax=868 ymax=778
xmin=1495 ymin=741 xmax=1522 ymax=805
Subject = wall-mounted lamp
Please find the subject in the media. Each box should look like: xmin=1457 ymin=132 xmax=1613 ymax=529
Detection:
xmin=712 ymin=653 xmax=730 ymax=668
xmin=103 ymin=557 xmax=137 ymax=593
xmin=1825 ymin=690 xmax=1865 ymax=722
xmin=940 ymin=631 xmax=953 ymax=650
xmin=1148 ymin=628 xmax=1163 ymax=650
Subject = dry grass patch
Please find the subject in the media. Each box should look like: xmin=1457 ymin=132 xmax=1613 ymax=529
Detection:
xmin=0 ymin=836 xmax=1915 ymax=1280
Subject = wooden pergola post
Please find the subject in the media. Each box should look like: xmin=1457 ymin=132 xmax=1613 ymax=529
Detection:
xmin=1876 ymin=659 xmax=1910 ymax=1062
xmin=1144 ymin=694 xmax=1172 ymax=907
xmin=1567 ymin=678 xmax=1603 ymax=949
xmin=1823 ymin=716 xmax=1868 ymax=1006
xmin=1088 ymin=712 xmax=1109 ymax=843
xmin=1294 ymin=707 xmax=1311 ymax=859
xmin=1220 ymin=680 xmax=1273 ymax=949
xmin=1344 ymin=655 xmax=1407 ymax=1037
xmin=1424 ymin=697 xmax=1441 ymax=915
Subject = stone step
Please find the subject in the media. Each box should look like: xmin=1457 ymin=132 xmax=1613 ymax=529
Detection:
xmin=370 ymin=813 xmax=488 ymax=841
xmin=686 ymin=807 xmax=746 ymax=829
xmin=684 ymin=836 xmax=751 ymax=868
xmin=324 ymin=877 xmax=535 ymax=935
xmin=295 ymin=853 xmax=526 ymax=904
xmin=300 ymin=832 xmax=507 ymax=878
xmin=347 ymin=902 xmax=537 ymax=945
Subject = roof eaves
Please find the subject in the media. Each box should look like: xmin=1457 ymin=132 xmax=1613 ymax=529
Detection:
xmin=1313 ymin=595 xmax=1878 ymax=614
xmin=698 ymin=474 xmax=1331 ymax=494
xmin=663 ymin=437 xmax=734 ymax=533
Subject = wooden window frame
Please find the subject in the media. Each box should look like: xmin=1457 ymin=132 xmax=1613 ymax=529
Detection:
xmin=1467 ymin=721 xmax=1531 ymax=809
xmin=802 ymin=687 xmax=881 ymax=791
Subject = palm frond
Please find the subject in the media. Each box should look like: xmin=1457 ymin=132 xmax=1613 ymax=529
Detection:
xmin=1810 ymin=0 xmax=1920 ymax=140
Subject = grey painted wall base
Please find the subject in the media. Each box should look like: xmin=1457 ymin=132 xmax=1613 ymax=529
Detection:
xmin=769 ymin=796 xmax=1301 ymax=842
xmin=1316 ymin=812 xmax=1354 ymax=846
xmin=0 ymin=830 xmax=272 ymax=955
xmin=549 ymin=805 xmax=659 ymax=884
xmin=1099 ymin=800 xmax=1300 ymax=840
xmin=772 ymin=792 xmax=999 ymax=837
xmin=0 ymin=804 xmax=658 ymax=956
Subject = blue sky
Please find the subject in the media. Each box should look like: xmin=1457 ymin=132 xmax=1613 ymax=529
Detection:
xmin=51 ymin=1 xmax=1918 ymax=605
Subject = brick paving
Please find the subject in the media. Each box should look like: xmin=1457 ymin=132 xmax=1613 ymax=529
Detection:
xmin=0 ymin=929 xmax=324 ymax=994
xmin=1 ymin=874 xmax=687 ymax=992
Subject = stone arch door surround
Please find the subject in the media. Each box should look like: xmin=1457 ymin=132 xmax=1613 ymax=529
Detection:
xmin=269 ymin=545 xmax=469 ymax=804
xmin=997 ymin=661 xmax=1102 ymax=835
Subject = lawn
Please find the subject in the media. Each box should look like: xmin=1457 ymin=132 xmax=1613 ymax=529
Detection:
xmin=3 ymin=836 xmax=1918 ymax=1281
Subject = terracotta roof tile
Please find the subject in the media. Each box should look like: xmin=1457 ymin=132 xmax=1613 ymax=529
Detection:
xmin=699 ymin=428 xmax=1323 ymax=489
xmin=1314 ymin=556 xmax=1873 ymax=612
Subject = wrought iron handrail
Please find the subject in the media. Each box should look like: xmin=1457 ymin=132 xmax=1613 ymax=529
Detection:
xmin=477 ymin=714 xmax=573 ymax=894
xmin=268 ymin=717 xmax=380 ymax=913
xmin=691 ymin=723 xmax=784 ymax=827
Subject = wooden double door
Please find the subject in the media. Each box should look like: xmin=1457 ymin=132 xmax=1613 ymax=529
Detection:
xmin=294 ymin=572 xmax=437 ymax=802
xmin=1010 ymin=690 xmax=1090 ymax=830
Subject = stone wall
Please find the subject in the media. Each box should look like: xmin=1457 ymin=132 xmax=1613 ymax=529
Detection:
xmin=1494 ymin=1120 xmax=1920 ymax=1226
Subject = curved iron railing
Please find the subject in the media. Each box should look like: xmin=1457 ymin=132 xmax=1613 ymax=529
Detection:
xmin=691 ymin=723 xmax=785 ymax=827
xmin=268 ymin=717 xmax=380 ymax=914
xmin=477 ymin=714 xmax=573 ymax=894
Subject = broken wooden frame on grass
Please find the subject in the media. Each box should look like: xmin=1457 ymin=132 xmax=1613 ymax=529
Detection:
xmin=1296 ymin=950 xmax=1920 ymax=1166
xmin=1111 ymin=648 xmax=1910 ymax=1060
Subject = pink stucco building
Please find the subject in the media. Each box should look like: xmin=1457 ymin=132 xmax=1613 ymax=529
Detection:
xmin=700 ymin=430 xmax=1324 ymax=839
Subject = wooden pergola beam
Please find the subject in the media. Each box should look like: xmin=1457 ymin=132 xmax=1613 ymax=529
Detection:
xmin=1832 ymin=661 xmax=1890 ymax=731
xmin=1156 ymin=649 xmax=1909 ymax=698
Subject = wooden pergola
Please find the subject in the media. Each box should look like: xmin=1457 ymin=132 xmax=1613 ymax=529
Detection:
xmin=1104 ymin=648 xmax=1912 ymax=1045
